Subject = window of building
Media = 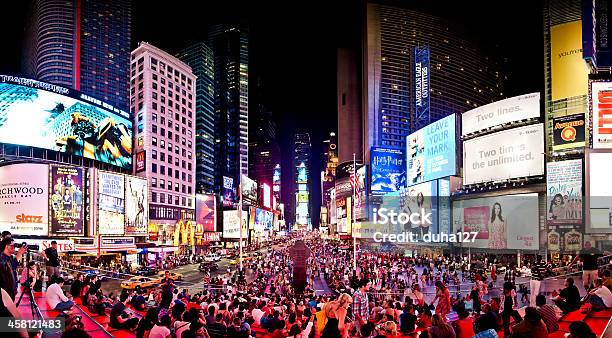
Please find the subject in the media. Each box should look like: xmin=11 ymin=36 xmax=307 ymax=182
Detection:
xmin=175 ymin=158 xmax=179 ymax=166
xmin=175 ymin=171 xmax=179 ymax=179
xmin=152 ymin=163 xmax=157 ymax=173
xmin=188 ymin=186 xmax=192 ymax=194
xmin=181 ymin=197 xmax=186 ymax=206
xmin=160 ymin=152 xmax=165 ymax=161
xmin=152 ymin=125 xmax=157 ymax=134
xmin=168 ymin=131 xmax=173 ymax=139
xmin=160 ymin=165 xmax=165 ymax=175
xmin=161 ymin=117 xmax=165 ymax=124
xmin=182 ymin=172 xmax=186 ymax=181
xmin=168 ymin=181 xmax=172 ymax=191
xmin=137 ymin=113 xmax=143 ymax=122
xmin=187 ymin=151 xmax=192 ymax=160
xmin=152 ymin=137 xmax=157 ymax=146
xmin=160 ymin=128 xmax=165 ymax=137
xmin=175 ymin=196 xmax=179 ymax=205
xmin=168 ymin=155 xmax=172 ymax=163
xmin=160 ymin=179 xmax=165 ymax=189
xmin=152 ymin=102 xmax=157 ymax=110
xmin=168 ymin=143 xmax=173 ymax=152
xmin=175 ymin=147 xmax=179 ymax=155
xmin=188 ymin=163 xmax=192 ymax=171
xmin=159 ymin=193 xmax=165 ymax=203
xmin=137 ymin=124 xmax=143 ymax=133
xmin=152 ymin=74 xmax=158 ymax=81
xmin=182 ymin=160 xmax=186 ymax=169
xmin=182 ymin=185 xmax=186 ymax=193
xmin=187 ymin=198 xmax=192 ymax=207
xmin=151 ymin=57 xmax=157 ymax=65
xmin=152 ymin=149 xmax=157 ymax=159
xmin=151 ymin=178 xmax=157 ymax=188
xmin=175 ymin=135 xmax=179 ymax=142
xmin=152 ymin=113 xmax=157 ymax=122
xmin=167 ymin=194 xmax=172 ymax=205
xmin=151 ymin=192 xmax=156 ymax=203
xmin=168 ymin=168 xmax=172 ymax=177
xmin=160 ymin=140 xmax=165 ymax=148
xmin=175 ymin=182 xmax=179 ymax=192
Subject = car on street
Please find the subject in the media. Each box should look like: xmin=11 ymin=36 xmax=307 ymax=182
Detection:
xmin=204 ymin=253 xmax=221 ymax=262
xmin=79 ymin=268 xmax=108 ymax=281
xmin=157 ymin=271 xmax=184 ymax=281
xmin=199 ymin=262 xmax=218 ymax=272
xmin=135 ymin=266 xmax=158 ymax=276
xmin=120 ymin=276 xmax=159 ymax=290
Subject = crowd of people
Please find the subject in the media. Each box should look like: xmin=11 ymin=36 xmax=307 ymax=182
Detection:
xmin=0 ymin=230 xmax=610 ymax=338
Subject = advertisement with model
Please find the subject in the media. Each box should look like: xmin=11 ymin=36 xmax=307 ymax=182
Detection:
xmin=49 ymin=165 xmax=84 ymax=236
xmin=98 ymin=171 xmax=125 ymax=235
xmin=463 ymin=124 xmax=544 ymax=185
xmin=223 ymin=176 xmax=236 ymax=207
xmin=0 ymin=78 xmax=133 ymax=169
xmin=452 ymin=193 xmax=539 ymax=250
xmin=370 ymin=147 xmax=406 ymax=196
xmin=0 ymin=163 xmax=49 ymax=236
xmin=125 ymin=176 xmax=148 ymax=235
xmin=546 ymin=160 xmax=582 ymax=225
xmin=461 ymin=92 xmax=540 ymax=136
xmin=407 ymin=114 xmax=457 ymax=186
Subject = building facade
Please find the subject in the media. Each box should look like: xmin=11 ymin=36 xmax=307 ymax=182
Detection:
xmin=176 ymin=42 xmax=216 ymax=194
xmin=23 ymin=0 xmax=132 ymax=111
xmin=208 ymin=24 xmax=249 ymax=194
xmin=130 ymin=42 xmax=197 ymax=228
xmin=363 ymin=2 xmax=505 ymax=162
xmin=337 ymin=48 xmax=363 ymax=163
xmin=293 ymin=133 xmax=312 ymax=229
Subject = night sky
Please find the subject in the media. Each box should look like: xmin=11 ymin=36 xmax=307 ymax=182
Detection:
xmin=1 ymin=0 xmax=543 ymax=226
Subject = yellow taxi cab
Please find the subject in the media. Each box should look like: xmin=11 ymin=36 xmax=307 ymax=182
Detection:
xmin=120 ymin=276 xmax=159 ymax=290
xmin=157 ymin=271 xmax=184 ymax=281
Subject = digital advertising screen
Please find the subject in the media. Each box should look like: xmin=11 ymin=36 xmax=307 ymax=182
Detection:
xmin=0 ymin=77 xmax=132 ymax=169
xmin=223 ymin=176 xmax=236 ymax=207
xmin=461 ymin=93 xmax=540 ymax=136
xmin=414 ymin=46 xmax=430 ymax=130
xmin=552 ymin=114 xmax=586 ymax=151
xmin=370 ymin=147 xmax=406 ymax=196
xmin=587 ymin=151 xmax=612 ymax=232
xmin=407 ymin=114 xmax=457 ymax=186
xmin=98 ymin=171 xmax=125 ymax=235
xmin=550 ymin=21 xmax=589 ymax=101
xmin=49 ymin=165 xmax=84 ymax=236
xmin=195 ymin=194 xmax=216 ymax=232
xmin=452 ymin=193 xmax=539 ymax=250
xmin=255 ymin=208 xmax=273 ymax=232
xmin=404 ymin=180 xmax=438 ymax=234
xmin=354 ymin=165 xmax=368 ymax=220
xmin=0 ymin=164 xmax=49 ymax=236
xmin=463 ymin=124 xmax=544 ymax=185
xmin=125 ymin=176 xmax=148 ymax=235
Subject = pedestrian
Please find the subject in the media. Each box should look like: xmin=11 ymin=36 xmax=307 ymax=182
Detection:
xmin=529 ymin=255 xmax=548 ymax=307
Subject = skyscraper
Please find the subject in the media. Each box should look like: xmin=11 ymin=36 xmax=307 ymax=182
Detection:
xmin=208 ymin=24 xmax=249 ymax=194
xmin=23 ymin=0 xmax=131 ymax=111
xmin=177 ymin=42 xmax=216 ymax=194
xmin=293 ymin=132 xmax=312 ymax=229
xmin=362 ymin=2 xmax=505 ymax=162
xmin=337 ymin=48 xmax=363 ymax=163
xmin=130 ymin=42 xmax=197 ymax=226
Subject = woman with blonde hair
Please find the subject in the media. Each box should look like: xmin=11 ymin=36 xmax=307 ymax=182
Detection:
xmin=429 ymin=313 xmax=456 ymax=338
xmin=321 ymin=293 xmax=352 ymax=338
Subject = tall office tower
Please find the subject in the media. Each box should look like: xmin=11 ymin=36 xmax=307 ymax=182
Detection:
xmin=322 ymin=132 xmax=338 ymax=207
xmin=23 ymin=0 xmax=131 ymax=111
xmin=543 ymin=0 xmax=590 ymax=153
xmin=293 ymin=133 xmax=312 ymax=229
xmin=207 ymin=24 xmax=249 ymax=193
xmin=177 ymin=42 xmax=216 ymax=194
xmin=337 ymin=48 xmax=363 ymax=164
xmin=131 ymin=42 xmax=197 ymax=225
xmin=363 ymin=2 xmax=505 ymax=162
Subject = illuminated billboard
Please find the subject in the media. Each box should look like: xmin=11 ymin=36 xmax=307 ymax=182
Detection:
xmin=462 ymin=93 xmax=540 ymax=136
xmin=414 ymin=46 xmax=430 ymax=129
xmin=255 ymin=208 xmax=273 ymax=232
xmin=296 ymin=162 xmax=308 ymax=183
xmin=262 ymin=183 xmax=271 ymax=208
xmin=98 ymin=171 xmax=125 ymax=235
xmin=0 ymin=164 xmax=49 ymax=236
xmin=370 ymin=147 xmax=406 ymax=196
xmin=125 ymin=176 xmax=148 ymax=235
xmin=222 ymin=210 xmax=248 ymax=239
xmin=552 ymin=114 xmax=586 ymax=151
xmin=195 ymin=194 xmax=216 ymax=232
xmin=590 ymin=80 xmax=612 ymax=148
xmin=222 ymin=176 xmax=236 ymax=207
xmin=49 ymin=165 xmax=84 ymax=236
xmin=463 ymin=124 xmax=544 ymax=185
xmin=586 ymin=151 xmax=612 ymax=233
xmin=0 ymin=76 xmax=132 ymax=169
xmin=354 ymin=165 xmax=368 ymax=220
xmin=407 ymin=114 xmax=457 ymax=185
xmin=452 ymin=193 xmax=539 ymax=250
xmin=241 ymin=175 xmax=258 ymax=205
xmin=550 ymin=21 xmax=589 ymax=101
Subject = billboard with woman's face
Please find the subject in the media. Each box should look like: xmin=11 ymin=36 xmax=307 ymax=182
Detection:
xmin=452 ymin=193 xmax=539 ymax=250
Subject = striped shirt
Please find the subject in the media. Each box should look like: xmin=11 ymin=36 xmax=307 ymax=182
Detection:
xmin=531 ymin=261 xmax=549 ymax=281
xmin=504 ymin=269 xmax=517 ymax=285
xmin=537 ymin=304 xmax=559 ymax=333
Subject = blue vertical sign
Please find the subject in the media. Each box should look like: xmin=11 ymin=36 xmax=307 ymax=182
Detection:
xmin=414 ymin=46 xmax=430 ymax=130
